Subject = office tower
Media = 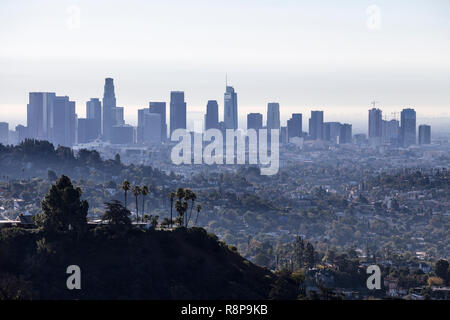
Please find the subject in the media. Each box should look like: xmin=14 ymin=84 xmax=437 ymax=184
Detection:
xmin=339 ymin=123 xmax=352 ymax=144
xmin=382 ymin=119 xmax=400 ymax=146
xmin=52 ymin=96 xmax=76 ymax=147
xmin=86 ymin=98 xmax=102 ymax=139
xmin=400 ymin=108 xmax=416 ymax=147
xmin=149 ymin=101 xmax=167 ymax=140
xmin=309 ymin=110 xmax=324 ymax=140
xmin=224 ymin=86 xmax=238 ymax=129
xmin=114 ymin=107 xmax=125 ymax=126
xmin=111 ymin=125 xmax=134 ymax=145
xmin=137 ymin=108 xmax=162 ymax=144
xmin=143 ymin=113 xmax=162 ymax=144
xmin=170 ymin=91 xmax=186 ymax=135
xmin=27 ymin=92 xmax=56 ymax=140
xmin=15 ymin=125 xmax=28 ymax=143
xmin=368 ymin=108 xmax=383 ymax=145
xmin=77 ymin=118 xmax=98 ymax=144
xmin=102 ymin=78 xmax=117 ymax=141
xmin=323 ymin=122 xmax=341 ymax=143
xmin=280 ymin=126 xmax=288 ymax=144
xmin=205 ymin=100 xmax=219 ymax=130
xmin=287 ymin=114 xmax=302 ymax=139
xmin=418 ymin=124 xmax=431 ymax=145
xmin=267 ymin=103 xmax=281 ymax=130
xmin=247 ymin=113 xmax=263 ymax=131
xmin=0 ymin=122 xmax=8 ymax=145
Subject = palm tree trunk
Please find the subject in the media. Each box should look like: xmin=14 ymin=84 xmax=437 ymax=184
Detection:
xmin=170 ymin=200 xmax=173 ymax=228
xmin=142 ymin=196 xmax=145 ymax=219
xmin=124 ymin=191 xmax=127 ymax=208
xmin=187 ymin=201 xmax=194 ymax=227
xmin=135 ymin=196 xmax=139 ymax=221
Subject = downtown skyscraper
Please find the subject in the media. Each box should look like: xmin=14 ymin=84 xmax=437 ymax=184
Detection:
xmin=401 ymin=108 xmax=416 ymax=147
xmin=170 ymin=91 xmax=186 ymax=135
xmin=309 ymin=111 xmax=324 ymax=140
xmin=224 ymin=86 xmax=238 ymax=129
xmin=368 ymin=108 xmax=383 ymax=145
xmin=27 ymin=92 xmax=56 ymax=140
xmin=267 ymin=103 xmax=280 ymax=130
xmin=149 ymin=102 xmax=167 ymax=141
xmin=102 ymin=78 xmax=117 ymax=141
xmin=205 ymin=100 xmax=219 ymax=130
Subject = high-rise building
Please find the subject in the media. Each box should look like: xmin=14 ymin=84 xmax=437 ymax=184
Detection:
xmin=77 ymin=118 xmax=98 ymax=144
xmin=323 ymin=122 xmax=341 ymax=143
xmin=0 ymin=122 xmax=8 ymax=145
xmin=86 ymin=98 xmax=102 ymax=139
xmin=170 ymin=91 xmax=186 ymax=135
xmin=224 ymin=86 xmax=238 ymax=129
xmin=143 ymin=113 xmax=162 ymax=144
xmin=247 ymin=113 xmax=263 ymax=131
xmin=418 ymin=124 xmax=431 ymax=145
xmin=400 ymin=108 xmax=416 ymax=147
xmin=102 ymin=78 xmax=117 ymax=141
xmin=15 ymin=125 xmax=28 ymax=143
xmin=149 ymin=102 xmax=167 ymax=140
xmin=368 ymin=108 xmax=383 ymax=145
xmin=114 ymin=107 xmax=125 ymax=126
xmin=309 ymin=111 xmax=324 ymax=140
xmin=339 ymin=123 xmax=352 ymax=144
xmin=111 ymin=125 xmax=134 ymax=145
xmin=267 ymin=103 xmax=280 ymax=130
xmin=52 ymin=96 xmax=76 ymax=147
xmin=205 ymin=100 xmax=219 ymax=130
xmin=287 ymin=113 xmax=302 ymax=139
xmin=382 ymin=119 xmax=400 ymax=146
xmin=27 ymin=92 xmax=56 ymax=140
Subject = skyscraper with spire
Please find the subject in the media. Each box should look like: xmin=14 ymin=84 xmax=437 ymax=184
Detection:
xmin=224 ymin=86 xmax=238 ymax=129
xmin=102 ymin=78 xmax=116 ymax=141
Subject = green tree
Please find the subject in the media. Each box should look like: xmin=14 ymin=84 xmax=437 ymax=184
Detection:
xmin=132 ymin=185 xmax=142 ymax=222
xmin=102 ymin=200 xmax=131 ymax=226
xmin=435 ymin=259 xmax=449 ymax=283
xmin=141 ymin=185 xmax=149 ymax=217
xmin=121 ymin=180 xmax=131 ymax=208
xmin=36 ymin=175 xmax=88 ymax=234
xmin=194 ymin=204 xmax=202 ymax=226
xmin=168 ymin=191 xmax=175 ymax=228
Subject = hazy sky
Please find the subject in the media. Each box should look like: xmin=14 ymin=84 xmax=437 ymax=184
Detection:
xmin=1 ymin=0 xmax=449 ymax=132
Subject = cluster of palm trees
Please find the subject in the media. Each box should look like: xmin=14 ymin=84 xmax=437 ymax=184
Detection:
xmin=121 ymin=181 xmax=202 ymax=229
xmin=168 ymin=187 xmax=201 ymax=228
xmin=121 ymin=180 xmax=150 ymax=222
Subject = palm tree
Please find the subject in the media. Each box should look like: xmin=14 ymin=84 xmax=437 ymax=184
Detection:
xmin=186 ymin=190 xmax=197 ymax=227
xmin=121 ymin=180 xmax=131 ymax=208
xmin=141 ymin=185 xmax=149 ymax=217
xmin=132 ymin=185 xmax=142 ymax=222
xmin=176 ymin=187 xmax=186 ymax=226
xmin=168 ymin=191 xmax=175 ymax=228
xmin=194 ymin=204 xmax=202 ymax=226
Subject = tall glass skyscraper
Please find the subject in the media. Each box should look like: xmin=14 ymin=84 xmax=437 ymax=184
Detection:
xmin=149 ymin=101 xmax=167 ymax=140
xmin=309 ymin=110 xmax=324 ymax=140
xmin=102 ymin=78 xmax=116 ymax=141
xmin=205 ymin=100 xmax=219 ymax=130
xmin=224 ymin=86 xmax=238 ymax=129
xmin=401 ymin=108 xmax=416 ymax=147
xmin=27 ymin=92 xmax=56 ymax=140
xmin=267 ymin=103 xmax=280 ymax=130
xmin=170 ymin=91 xmax=186 ymax=135
xmin=368 ymin=108 xmax=382 ymax=145
xmin=86 ymin=98 xmax=102 ymax=139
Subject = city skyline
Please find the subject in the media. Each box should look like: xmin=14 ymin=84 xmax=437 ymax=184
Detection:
xmin=1 ymin=0 xmax=450 ymax=131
